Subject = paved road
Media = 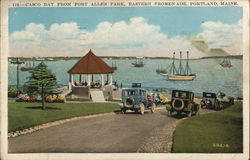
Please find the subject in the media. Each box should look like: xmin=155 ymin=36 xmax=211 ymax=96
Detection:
xmin=9 ymin=108 xmax=180 ymax=153
xmin=9 ymin=107 xmax=213 ymax=153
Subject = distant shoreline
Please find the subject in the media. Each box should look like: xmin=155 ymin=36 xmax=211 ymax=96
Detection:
xmin=8 ymin=55 xmax=243 ymax=61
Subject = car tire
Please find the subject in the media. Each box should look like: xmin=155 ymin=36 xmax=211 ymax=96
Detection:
xmin=205 ymin=99 xmax=212 ymax=106
xmin=196 ymin=104 xmax=200 ymax=116
xmin=121 ymin=108 xmax=126 ymax=114
xmin=215 ymin=101 xmax=220 ymax=110
xmin=125 ymin=98 xmax=134 ymax=108
xmin=150 ymin=103 xmax=156 ymax=113
xmin=172 ymin=99 xmax=184 ymax=111
xmin=139 ymin=103 xmax=145 ymax=115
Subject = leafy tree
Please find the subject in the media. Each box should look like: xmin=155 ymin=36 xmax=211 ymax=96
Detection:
xmin=25 ymin=62 xmax=56 ymax=109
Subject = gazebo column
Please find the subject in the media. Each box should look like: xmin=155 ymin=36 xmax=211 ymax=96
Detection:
xmin=109 ymin=74 xmax=113 ymax=85
xmin=71 ymin=74 xmax=74 ymax=85
xmin=87 ymin=74 xmax=91 ymax=86
xmin=79 ymin=74 xmax=82 ymax=83
xmin=101 ymin=74 xmax=104 ymax=87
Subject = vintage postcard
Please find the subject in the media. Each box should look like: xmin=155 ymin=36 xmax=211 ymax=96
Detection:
xmin=0 ymin=0 xmax=249 ymax=159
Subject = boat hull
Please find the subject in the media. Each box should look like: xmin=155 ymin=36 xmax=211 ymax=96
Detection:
xmin=167 ymin=74 xmax=196 ymax=81
xmin=220 ymin=64 xmax=232 ymax=68
xmin=132 ymin=63 xmax=144 ymax=67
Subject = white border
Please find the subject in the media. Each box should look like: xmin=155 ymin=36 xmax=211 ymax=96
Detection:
xmin=1 ymin=0 xmax=249 ymax=160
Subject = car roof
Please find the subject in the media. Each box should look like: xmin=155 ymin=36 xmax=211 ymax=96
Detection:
xmin=172 ymin=90 xmax=193 ymax=94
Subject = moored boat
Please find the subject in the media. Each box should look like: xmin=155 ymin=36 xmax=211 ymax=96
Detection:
xmin=111 ymin=61 xmax=117 ymax=70
xmin=220 ymin=57 xmax=232 ymax=68
xmin=167 ymin=51 xmax=196 ymax=81
xmin=132 ymin=57 xmax=144 ymax=67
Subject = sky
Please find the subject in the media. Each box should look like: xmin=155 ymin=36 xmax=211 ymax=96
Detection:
xmin=9 ymin=7 xmax=243 ymax=58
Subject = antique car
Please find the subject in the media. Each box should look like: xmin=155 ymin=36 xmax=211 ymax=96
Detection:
xmin=121 ymin=83 xmax=156 ymax=114
xmin=217 ymin=91 xmax=234 ymax=107
xmin=166 ymin=90 xmax=200 ymax=117
xmin=200 ymin=92 xmax=221 ymax=110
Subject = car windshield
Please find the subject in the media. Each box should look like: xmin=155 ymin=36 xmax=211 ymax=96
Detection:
xmin=174 ymin=91 xmax=188 ymax=98
xmin=124 ymin=90 xmax=136 ymax=96
xmin=204 ymin=93 xmax=216 ymax=98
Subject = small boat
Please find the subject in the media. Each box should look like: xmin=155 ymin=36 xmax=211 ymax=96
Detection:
xmin=36 ymin=57 xmax=45 ymax=61
xmin=20 ymin=61 xmax=35 ymax=71
xmin=10 ymin=60 xmax=25 ymax=65
xmin=220 ymin=57 xmax=232 ymax=68
xmin=111 ymin=61 xmax=117 ymax=70
xmin=160 ymin=72 xmax=168 ymax=76
xmin=132 ymin=57 xmax=144 ymax=67
xmin=167 ymin=51 xmax=196 ymax=81
xmin=47 ymin=58 xmax=54 ymax=61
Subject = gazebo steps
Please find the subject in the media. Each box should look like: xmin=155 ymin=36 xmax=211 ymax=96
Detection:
xmin=90 ymin=90 xmax=106 ymax=102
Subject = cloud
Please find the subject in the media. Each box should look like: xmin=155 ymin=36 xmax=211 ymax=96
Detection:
xmin=196 ymin=19 xmax=242 ymax=54
xmin=9 ymin=17 xmax=242 ymax=58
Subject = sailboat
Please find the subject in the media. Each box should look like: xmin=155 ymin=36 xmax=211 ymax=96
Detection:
xmin=156 ymin=65 xmax=168 ymax=75
xmin=132 ymin=57 xmax=144 ymax=67
xmin=20 ymin=60 xmax=35 ymax=71
xmin=220 ymin=57 xmax=232 ymax=68
xmin=111 ymin=61 xmax=117 ymax=70
xmin=167 ymin=51 xmax=196 ymax=81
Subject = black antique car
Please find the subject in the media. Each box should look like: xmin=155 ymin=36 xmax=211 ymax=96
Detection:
xmin=121 ymin=83 xmax=156 ymax=114
xmin=200 ymin=91 xmax=234 ymax=110
xmin=200 ymin=92 xmax=221 ymax=110
xmin=166 ymin=90 xmax=200 ymax=117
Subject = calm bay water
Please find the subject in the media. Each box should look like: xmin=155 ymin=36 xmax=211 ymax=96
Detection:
xmin=8 ymin=58 xmax=243 ymax=98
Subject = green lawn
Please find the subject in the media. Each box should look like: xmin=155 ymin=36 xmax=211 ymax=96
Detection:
xmin=172 ymin=101 xmax=243 ymax=153
xmin=8 ymin=102 xmax=119 ymax=132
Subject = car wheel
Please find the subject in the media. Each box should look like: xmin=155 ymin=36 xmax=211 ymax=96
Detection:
xmin=139 ymin=103 xmax=145 ymax=115
xmin=201 ymin=105 xmax=205 ymax=109
xmin=121 ymin=108 xmax=126 ymax=114
xmin=215 ymin=101 xmax=220 ymax=110
xmin=172 ymin=99 xmax=184 ymax=111
xmin=151 ymin=103 xmax=156 ymax=113
xmin=196 ymin=104 xmax=200 ymax=116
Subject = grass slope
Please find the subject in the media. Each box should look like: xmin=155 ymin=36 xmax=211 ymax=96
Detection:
xmin=8 ymin=102 xmax=119 ymax=132
xmin=172 ymin=101 xmax=243 ymax=153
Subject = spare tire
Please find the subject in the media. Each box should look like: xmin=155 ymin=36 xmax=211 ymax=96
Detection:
xmin=205 ymin=99 xmax=212 ymax=106
xmin=125 ymin=98 xmax=134 ymax=108
xmin=172 ymin=99 xmax=184 ymax=111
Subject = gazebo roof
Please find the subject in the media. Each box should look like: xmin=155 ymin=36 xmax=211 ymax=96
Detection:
xmin=68 ymin=50 xmax=114 ymax=74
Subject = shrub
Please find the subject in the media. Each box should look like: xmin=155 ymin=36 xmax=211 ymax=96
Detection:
xmin=16 ymin=94 xmax=30 ymax=102
xmin=29 ymin=95 xmax=37 ymax=102
xmin=55 ymin=95 xmax=66 ymax=103
xmin=45 ymin=95 xmax=54 ymax=102
xmin=8 ymin=87 xmax=19 ymax=98
xmin=45 ymin=95 xmax=66 ymax=103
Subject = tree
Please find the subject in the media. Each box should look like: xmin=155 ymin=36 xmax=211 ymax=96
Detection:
xmin=25 ymin=62 xmax=56 ymax=110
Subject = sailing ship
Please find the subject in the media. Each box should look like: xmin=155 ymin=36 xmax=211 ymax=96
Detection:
xmin=20 ymin=61 xmax=35 ymax=71
xmin=220 ymin=57 xmax=232 ymax=68
xmin=132 ymin=57 xmax=144 ymax=67
xmin=167 ymin=51 xmax=196 ymax=81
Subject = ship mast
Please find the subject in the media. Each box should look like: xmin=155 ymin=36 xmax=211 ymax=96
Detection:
xmin=185 ymin=51 xmax=192 ymax=75
xmin=169 ymin=52 xmax=177 ymax=75
xmin=178 ymin=51 xmax=185 ymax=75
